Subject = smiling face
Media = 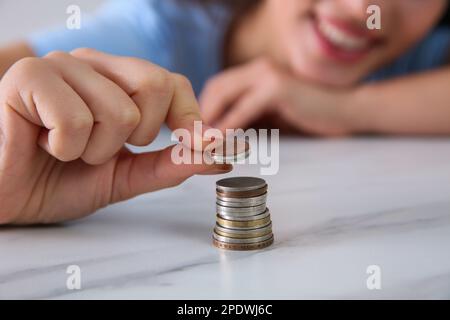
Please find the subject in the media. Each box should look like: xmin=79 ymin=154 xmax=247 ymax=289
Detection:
xmin=264 ymin=0 xmax=448 ymax=86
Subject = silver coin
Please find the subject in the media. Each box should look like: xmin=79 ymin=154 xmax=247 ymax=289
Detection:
xmin=216 ymin=186 xmax=268 ymax=199
xmin=218 ymin=208 xmax=271 ymax=222
xmin=216 ymin=177 xmax=267 ymax=192
xmin=216 ymin=197 xmax=266 ymax=208
xmin=215 ymin=222 xmax=272 ymax=235
xmin=217 ymin=193 xmax=267 ymax=204
xmin=216 ymin=203 xmax=266 ymax=216
xmin=212 ymin=149 xmax=251 ymax=164
xmin=213 ymin=232 xmax=273 ymax=244
xmin=210 ymin=136 xmax=250 ymax=164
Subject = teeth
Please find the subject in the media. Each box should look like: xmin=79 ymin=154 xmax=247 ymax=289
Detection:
xmin=318 ymin=19 xmax=369 ymax=51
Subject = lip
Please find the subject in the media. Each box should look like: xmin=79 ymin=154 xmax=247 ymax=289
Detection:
xmin=311 ymin=15 xmax=377 ymax=64
xmin=322 ymin=15 xmax=378 ymax=40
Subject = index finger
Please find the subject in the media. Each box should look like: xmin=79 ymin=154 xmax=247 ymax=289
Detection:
xmin=71 ymin=49 xmax=211 ymax=151
xmin=166 ymin=73 xmax=213 ymax=151
xmin=166 ymin=73 xmax=203 ymax=132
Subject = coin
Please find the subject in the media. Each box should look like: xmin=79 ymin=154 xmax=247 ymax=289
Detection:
xmin=213 ymin=232 xmax=273 ymax=244
xmin=216 ymin=186 xmax=267 ymax=199
xmin=213 ymin=236 xmax=274 ymax=251
xmin=217 ymin=193 xmax=267 ymax=203
xmin=216 ymin=177 xmax=267 ymax=192
xmin=216 ymin=203 xmax=266 ymax=216
xmin=216 ymin=193 xmax=267 ymax=207
xmin=216 ymin=198 xmax=266 ymax=208
xmin=216 ymin=215 xmax=271 ymax=229
xmin=214 ymin=229 xmax=271 ymax=239
xmin=210 ymin=136 xmax=250 ymax=164
xmin=214 ymin=223 xmax=272 ymax=239
xmin=215 ymin=222 xmax=272 ymax=234
xmin=218 ymin=208 xmax=271 ymax=222
xmin=216 ymin=186 xmax=268 ymax=199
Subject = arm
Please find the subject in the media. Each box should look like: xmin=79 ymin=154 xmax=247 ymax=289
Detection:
xmin=1 ymin=0 xmax=179 ymax=80
xmin=201 ymin=58 xmax=450 ymax=136
xmin=0 ymin=42 xmax=35 ymax=77
xmin=348 ymin=67 xmax=450 ymax=135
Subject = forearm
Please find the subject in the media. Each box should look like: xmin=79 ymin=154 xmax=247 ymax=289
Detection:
xmin=347 ymin=68 xmax=450 ymax=135
xmin=0 ymin=42 xmax=35 ymax=77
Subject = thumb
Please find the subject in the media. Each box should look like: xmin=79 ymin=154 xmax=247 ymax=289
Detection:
xmin=110 ymin=146 xmax=233 ymax=203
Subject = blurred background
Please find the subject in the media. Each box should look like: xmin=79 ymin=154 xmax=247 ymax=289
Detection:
xmin=0 ymin=0 xmax=103 ymax=44
xmin=1 ymin=1 xmax=449 ymax=45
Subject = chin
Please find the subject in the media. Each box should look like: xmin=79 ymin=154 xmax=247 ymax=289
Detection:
xmin=288 ymin=50 xmax=363 ymax=87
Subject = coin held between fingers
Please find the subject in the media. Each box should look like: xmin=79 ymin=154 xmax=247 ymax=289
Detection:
xmin=209 ymin=135 xmax=250 ymax=164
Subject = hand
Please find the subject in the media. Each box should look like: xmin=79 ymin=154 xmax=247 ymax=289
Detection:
xmin=201 ymin=58 xmax=354 ymax=136
xmin=0 ymin=49 xmax=231 ymax=225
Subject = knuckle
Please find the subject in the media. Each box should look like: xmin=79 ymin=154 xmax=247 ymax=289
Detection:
xmin=114 ymin=106 xmax=141 ymax=129
xmin=9 ymin=57 xmax=46 ymax=79
xmin=125 ymin=60 xmax=174 ymax=99
xmin=70 ymin=47 xmax=98 ymax=58
xmin=44 ymin=50 xmax=70 ymax=60
xmin=61 ymin=115 xmax=94 ymax=134
xmin=142 ymin=67 xmax=174 ymax=96
xmin=150 ymin=67 xmax=173 ymax=91
xmin=172 ymin=73 xmax=193 ymax=91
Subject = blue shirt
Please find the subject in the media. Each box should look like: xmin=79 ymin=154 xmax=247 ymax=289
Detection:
xmin=29 ymin=0 xmax=450 ymax=95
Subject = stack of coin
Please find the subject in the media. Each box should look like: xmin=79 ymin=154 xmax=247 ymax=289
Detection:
xmin=213 ymin=177 xmax=274 ymax=251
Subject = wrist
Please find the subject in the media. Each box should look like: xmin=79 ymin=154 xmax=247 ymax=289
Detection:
xmin=279 ymin=84 xmax=357 ymax=136
xmin=341 ymin=84 xmax=376 ymax=134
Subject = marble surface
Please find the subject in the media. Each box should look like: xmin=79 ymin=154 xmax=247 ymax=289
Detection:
xmin=1 ymin=134 xmax=450 ymax=299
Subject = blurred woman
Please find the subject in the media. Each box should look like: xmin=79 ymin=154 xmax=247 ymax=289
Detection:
xmin=0 ymin=0 xmax=449 ymax=224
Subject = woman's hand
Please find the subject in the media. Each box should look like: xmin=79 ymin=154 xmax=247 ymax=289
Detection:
xmin=200 ymin=58 xmax=355 ymax=136
xmin=0 ymin=49 xmax=231 ymax=225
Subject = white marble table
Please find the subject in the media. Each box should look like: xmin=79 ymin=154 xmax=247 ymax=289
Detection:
xmin=1 ymin=134 xmax=450 ymax=300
